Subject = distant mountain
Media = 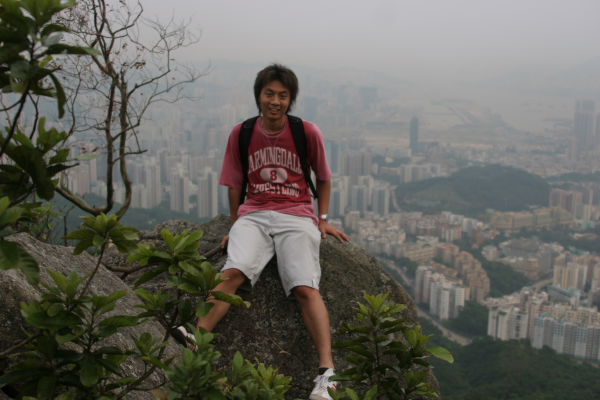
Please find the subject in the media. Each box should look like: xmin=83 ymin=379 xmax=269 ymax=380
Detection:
xmin=396 ymin=165 xmax=549 ymax=215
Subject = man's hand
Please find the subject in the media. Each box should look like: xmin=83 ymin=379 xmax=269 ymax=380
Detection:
xmin=220 ymin=235 xmax=229 ymax=251
xmin=318 ymin=220 xmax=350 ymax=242
xmin=220 ymin=214 xmax=237 ymax=252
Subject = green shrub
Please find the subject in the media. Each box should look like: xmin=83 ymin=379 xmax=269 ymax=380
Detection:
xmin=333 ymin=293 xmax=453 ymax=400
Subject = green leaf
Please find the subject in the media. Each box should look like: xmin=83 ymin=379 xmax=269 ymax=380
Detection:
xmin=0 ymin=240 xmax=40 ymax=285
xmin=54 ymin=393 xmax=76 ymax=400
xmin=12 ymin=131 xmax=34 ymax=148
xmin=195 ymin=301 xmax=215 ymax=319
xmin=427 ymin=346 xmax=454 ymax=363
xmin=49 ymin=148 xmax=70 ymax=164
xmin=37 ymin=375 xmax=57 ymax=399
xmin=93 ymin=290 xmax=127 ymax=314
xmin=47 ymin=269 xmax=68 ymax=292
xmin=10 ymin=60 xmax=31 ymax=82
xmin=75 ymin=153 xmax=98 ymax=161
xmin=36 ymin=118 xmax=68 ymax=151
xmin=134 ymin=265 xmax=167 ymax=287
xmin=45 ymin=43 xmax=100 ymax=56
xmin=64 ymin=271 xmax=82 ymax=298
xmin=80 ymin=356 xmax=101 ymax=387
xmin=0 ymin=203 xmax=23 ymax=226
xmin=0 ymin=197 xmax=11 ymax=214
xmin=46 ymin=303 xmax=63 ymax=317
xmin=211 ymin=291 xmax=250 ymax=308
xmin=344 ymin=388 xmax=360 ymax=400
xmin=5 ymin=145 xmax=55 ymax=200
xmin=55 ymin=332 xmax=80 ymax=344
xmin=364 ymin=385 xmax=379 ymax=400
xmin=41 ymin=23 xmax=69 ymax=37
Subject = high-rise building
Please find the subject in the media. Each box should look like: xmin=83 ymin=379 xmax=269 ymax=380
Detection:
xmin=371 ymin=185 xmax=390 ymax=216
xmin=415 ymin=265 xmax=465 ymax=320
xmin=349 ymin=185 xmax=369 ymax=215
xmin=410 ymin=116 xmax=419 ymax=155
xmin=169 ymin=171 xmax=190 ymax=213
xmin=340 ymin=150 xmax=372 ymax=182
xmin=131 ymin=183 xmax=149 ymax=209
xmin=429 ymin=277 xmax=465 ymax=320
xmin=197 ymin=169 xmax=218 ymax=218
xmin=145 ymin=162 xmax=162 ymax=208
xmin=553 ymin=262 xmax=588 ymax=291
xmin=415 ymin=265 xmax=433 ymax=304
xmin=331 ymin=184 xmax=348 ymax=218
xmin=596 ymin=112 xmax=600 ymax=147
xmin=326 ymin=140 xmax=342 ymax=174
xmin=488 ymin=306 xmax=529 ymax=340
xmin=573 ymin=100 xmax=596 ymax=157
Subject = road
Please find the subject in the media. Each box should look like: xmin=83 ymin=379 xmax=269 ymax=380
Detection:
xmin=417 ymin=306 xmax=472 ymax=346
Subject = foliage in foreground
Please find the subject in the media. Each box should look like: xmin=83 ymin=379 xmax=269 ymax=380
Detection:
xmin=0 ymin=0 xmax=96 ymax=281
xmin=333 ymin=293 xmax=453 ymax=400
xmin=0 ymin=214 xmax=289 ymax=399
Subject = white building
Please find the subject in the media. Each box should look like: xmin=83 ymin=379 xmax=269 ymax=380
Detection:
xmin=415 ymin=265 xmax=465 ymax=320
xmin=197 ymin=168 xmax=218 ymax=218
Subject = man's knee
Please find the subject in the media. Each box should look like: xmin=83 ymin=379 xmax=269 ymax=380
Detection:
xmin=220 ymin=268 xmax=246 ymax=290
xmin=292 ymin=285 xmax=321 ymax=302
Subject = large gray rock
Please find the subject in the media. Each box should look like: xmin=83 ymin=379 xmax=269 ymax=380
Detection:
xmin=142 ymin=216 xmax=426 ymax=398
xmin=0 ymin=233 xmax=181 ymax=400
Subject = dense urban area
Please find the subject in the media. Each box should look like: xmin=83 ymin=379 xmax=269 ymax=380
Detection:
xmin=57 ymin=62 xmax=600 ymax=396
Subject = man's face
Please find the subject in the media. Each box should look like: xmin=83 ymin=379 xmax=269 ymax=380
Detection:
xmin=259 ymin=80 xmax=290 ymax=123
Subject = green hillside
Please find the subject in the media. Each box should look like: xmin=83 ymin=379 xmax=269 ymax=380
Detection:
xmin=420 ymin=321 xmax=600 ymax=400
xmin=436 ymin=338 xmax=600 ymax=399
xmin=396 ymin=165 xmax=549 ymax=215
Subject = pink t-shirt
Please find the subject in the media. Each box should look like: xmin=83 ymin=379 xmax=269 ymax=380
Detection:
xmin=219 ymin=116 xmax=331 ymax=223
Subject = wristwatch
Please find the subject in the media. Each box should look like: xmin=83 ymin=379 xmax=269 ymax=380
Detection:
xmin=319 ymin=214 xmax=328 ymax=221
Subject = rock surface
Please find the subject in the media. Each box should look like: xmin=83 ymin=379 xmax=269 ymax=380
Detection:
xmin=0 ymin=233 xmax=181 ymax=400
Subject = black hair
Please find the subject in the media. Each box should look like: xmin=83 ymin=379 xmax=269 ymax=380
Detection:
xmin=253 ymin=64 xmax=299 ymax=113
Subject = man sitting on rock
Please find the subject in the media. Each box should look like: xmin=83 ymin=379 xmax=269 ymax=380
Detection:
xmin=178 ymin=63 xmax=349 ymax=400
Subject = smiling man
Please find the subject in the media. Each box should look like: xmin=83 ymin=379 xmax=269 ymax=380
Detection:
xmin=193 ymin=64 xmax=348 ymax=400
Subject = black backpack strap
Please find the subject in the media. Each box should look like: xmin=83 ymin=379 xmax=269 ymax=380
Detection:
xmin=288 ymin=115 xmax=318 ymax=199
xmin=239 ymin=116 xmax=259 ymax=203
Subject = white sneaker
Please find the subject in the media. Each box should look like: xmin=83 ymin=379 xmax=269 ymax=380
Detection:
xmin=171 ymin=326 xmax=196 ymax=349
xmin=309 ymin=368 xmax=337 ymax=400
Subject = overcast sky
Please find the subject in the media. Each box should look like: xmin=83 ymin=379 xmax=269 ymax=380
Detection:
xmin=142 ymin=0 xmax=600 ymax=86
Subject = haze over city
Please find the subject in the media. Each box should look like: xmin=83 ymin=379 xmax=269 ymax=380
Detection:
xmin=140 ymin=0 xmax=600 ymax=132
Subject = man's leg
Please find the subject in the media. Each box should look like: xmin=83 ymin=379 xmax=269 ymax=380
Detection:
xmin=196 ymin=212 xmax=275 ymax=332
xmin=293 ymin=285 xmax=334 ymax=369
xmin=197 ymin=268 xmax=246 ymax=332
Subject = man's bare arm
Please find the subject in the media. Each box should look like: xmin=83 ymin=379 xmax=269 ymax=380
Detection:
xmin=316 ymin=179 xmax=350 ymax=242
xmin=221 ymin=187 xmax=242 ymax=249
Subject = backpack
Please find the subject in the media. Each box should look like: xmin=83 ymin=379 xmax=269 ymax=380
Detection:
xmin=238 ymin=115 xmax=318 ymax=203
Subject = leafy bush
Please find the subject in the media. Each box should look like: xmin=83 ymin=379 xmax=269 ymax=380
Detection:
xmin=0 ymin=214 xmax=287 ymax=399
xmin=0 ymin=0 xmax=95 ymax=283
xmin=333 ymin=294 xmax=453 ymax=400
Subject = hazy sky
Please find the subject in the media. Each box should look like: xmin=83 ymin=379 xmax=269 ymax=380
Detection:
xmin=143 ymin=0 xmax=600 ymax=84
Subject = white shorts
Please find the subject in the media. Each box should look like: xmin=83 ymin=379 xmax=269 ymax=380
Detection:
xmin=222 ymin=210 xmax=322 ymax=296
